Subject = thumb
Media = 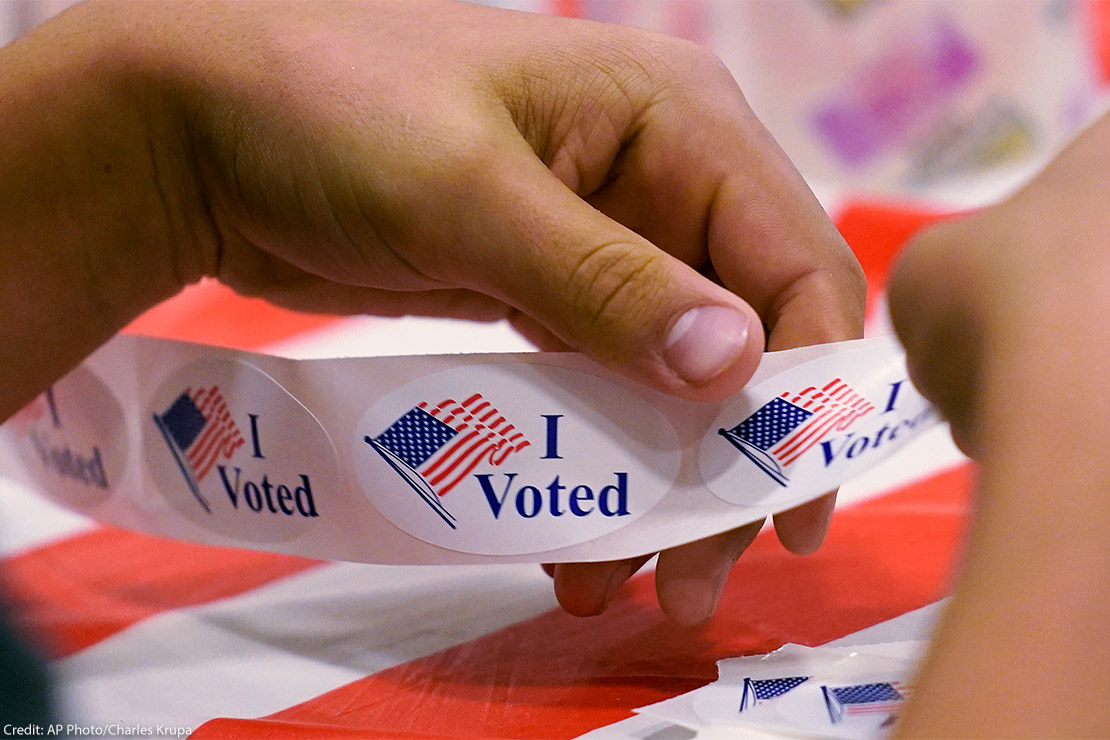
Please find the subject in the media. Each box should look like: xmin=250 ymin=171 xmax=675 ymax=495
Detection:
xmin=449 ymin=146 xmax=764 ymax=402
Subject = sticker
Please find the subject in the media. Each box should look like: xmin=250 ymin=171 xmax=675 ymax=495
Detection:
xmin=4 ymin=367 xmax=126 ymax=508
xmin=145 ymin=360 xmax=338 ymax=543
xmin=773 ymin=676 xmax=913 ymax=738
xmin=701 ymin=343 xmax=935 ymax=509
xmin=680 ymin=643 xmax=922 ymax=738
xmin=353 ymin=363 xmax=681 ymax=555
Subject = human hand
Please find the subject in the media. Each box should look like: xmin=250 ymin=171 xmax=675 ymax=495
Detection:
xmin=889 ymin=115 xmax=1110 ymax=457
xmin=5 ymin=0 xmax=863 ymax=624
xmin=887 ymin=117 xmax=1110 ymax=738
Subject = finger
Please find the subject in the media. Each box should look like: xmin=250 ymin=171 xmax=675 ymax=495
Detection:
xmin=506 ymin=311 xmax=576 ymax=352
xmin=551 ymin=555 xmax=654 ymax=617
xmin=216 ymin=248 xmax=516 ymax=322
xmin=704 ymin=139 xmax=862 ymax=552
xmin=569 ymin=69 xmax=866 ymax=347
xmin=772 ymin=491 xmax=837 ymax=555
xmin=888 ymin=218 xmax=988 ymax=457
xmin=428 ymin=131 xmax=767 ymax=402
xmin=704 ymin=143 xmax=866 ymax=352
xmin=654 ymin=520 xmax=763 ymax=627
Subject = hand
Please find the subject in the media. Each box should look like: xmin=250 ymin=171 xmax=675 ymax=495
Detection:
xmin=890 ymin=116 xmax=1110 ymax=457
xmin=1 ymin=0 xmax=864 ymax=624
xmin=887 ymin=116 xmax=1110 ymax=738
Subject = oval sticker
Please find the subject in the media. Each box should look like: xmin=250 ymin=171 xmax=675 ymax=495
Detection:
xmin=5 ymin=366 xmax=126 ymax=509
xmin=352 ymin=363 xmax=680 ymax=556
xmin=145 ymin=360 xmax=338 ymax=543
xmin=700 ymin=343 xmax=936 ymax=509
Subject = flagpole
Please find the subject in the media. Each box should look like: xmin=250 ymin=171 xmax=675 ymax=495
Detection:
xmin=365 ymin=436 xmax=457 ymax=529
xmin=153 ymin=414 xmax=212 ymax=514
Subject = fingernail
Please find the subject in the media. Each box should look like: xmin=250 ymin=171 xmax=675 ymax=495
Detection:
xmin=664 ymin=305 xmax=750 ymax=386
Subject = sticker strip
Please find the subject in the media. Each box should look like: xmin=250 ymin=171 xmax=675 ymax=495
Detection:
xmin=0 ymin=335 xmax=939 ymax=564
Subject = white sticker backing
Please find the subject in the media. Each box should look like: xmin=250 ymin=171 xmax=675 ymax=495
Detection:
xmin=0 ymin=335 xmax=945 ymax=564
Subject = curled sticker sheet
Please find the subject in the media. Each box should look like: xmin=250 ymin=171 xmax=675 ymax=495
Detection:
xmin=0 ymin=335 xmax=937 ymax=564
xmin=635 ymin=641 xmax=927 ymax=739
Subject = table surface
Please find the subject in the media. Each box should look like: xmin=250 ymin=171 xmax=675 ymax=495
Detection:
xmin=0 ymin=202 xmax=972 ymax=739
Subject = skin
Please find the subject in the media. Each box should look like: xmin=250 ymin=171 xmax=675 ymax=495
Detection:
xmin=0 ymin=0 xmax=864 ymax=627
xmin=889 ymin=116 xmax=1110 ymax=738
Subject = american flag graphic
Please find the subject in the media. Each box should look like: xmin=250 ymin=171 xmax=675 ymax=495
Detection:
xmin=153 ymin=386 xmax=245 ymax=513
xmin=365 ymin=393 xmax=529 ymax=528
xmin=719 ymin=378 xmax=874 ymax=486
xmin=739 ymin=676 xmax=809 ymax=711
xmin=822 ymin=681 xmax=909 ymax=725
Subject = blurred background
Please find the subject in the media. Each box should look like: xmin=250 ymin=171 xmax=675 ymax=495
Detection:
xmin=6 ymin=0 xmax=1106 ymax=209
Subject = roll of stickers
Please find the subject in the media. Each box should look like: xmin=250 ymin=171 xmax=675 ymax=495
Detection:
xmin=0 ymin=335 xmax=937 ymax=564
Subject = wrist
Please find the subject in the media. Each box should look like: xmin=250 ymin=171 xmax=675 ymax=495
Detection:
xmin=0 ymin=2 xmax=210 ymax=418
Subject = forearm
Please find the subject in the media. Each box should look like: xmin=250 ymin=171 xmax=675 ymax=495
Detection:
xmin=898 ymin=334 xmax=1110 ymax=737
xmin=0 ymin=4 xmax=197 ymax=421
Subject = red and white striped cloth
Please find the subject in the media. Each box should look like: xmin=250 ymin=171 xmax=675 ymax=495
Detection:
xmin=0 ymin=203 xmax=971 ymax=738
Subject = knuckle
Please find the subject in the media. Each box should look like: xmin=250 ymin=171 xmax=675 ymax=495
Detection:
xmin=837 ymin=248 xmax=868 ymax=305
xmin=566 ymin=240 xmax=665 ymax=335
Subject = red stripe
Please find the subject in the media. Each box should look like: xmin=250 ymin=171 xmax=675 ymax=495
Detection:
xmin=429 ymin=438 xmax=494 ymax=491
xmin=790 ymin=385 xmax=822 ymax=405
xmin=775 ymin=409 xmax=840 ymax=462
xmin=124 ymin=279 xmax=341 ymax=350
xmin=186 ymin=416 xmax=225 ymax=466
xmin=424 ymin=396 xmax=523 ymax=481
xmin=192 ymin=463 xmax=974 ymax=740
xmin=192 ymin=432 xmax=244 ymax=481
xmin=489 ymin=439 xmax=530 ymax=466
xmin=779 ymin=407 xmax=873 ymax=466
xmin=1 ymin=528 xmax=322 ymax=659
xmin=188 ymin=413 xmax=244 ymax=481
xmin=424 ymin=429 xmax=481 ymax=479
xmin=184 ymin=388 xmax=244 ymax=479
xmin=832 ymin=201 xmax=957 ymax=321
xmin=435 ymin=442 xmax=498 ymax=494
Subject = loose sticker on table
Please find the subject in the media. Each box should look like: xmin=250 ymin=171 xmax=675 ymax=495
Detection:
xmin=773 ymin=676 xmax=914 ymax=738
xmin=145 ymin=360 xmax=338 ymax=543
xmin=353 ymin=363 xmax=681 ymax=555
xmin=700 ymin=343 xmax=936 ymax=509
xmin=3 ymin=366 xmax=126 ymax=508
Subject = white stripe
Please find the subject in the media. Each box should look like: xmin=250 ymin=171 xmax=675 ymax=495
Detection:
xmin=0 ymin=473 xmax=95 ymax=557
xmin=55 ymin=560 xmax=559 ymax=728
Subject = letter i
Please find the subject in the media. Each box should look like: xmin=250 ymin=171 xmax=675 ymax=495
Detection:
xmin=248 ymin=413 xmax=264 ymax=458
xmin=540 ymin=414 xmax=563 ymax=459
xmin=882 ymin=380 xmax=905 ymax=414
xmin=46 ymin=386 xmax=61 ymax=428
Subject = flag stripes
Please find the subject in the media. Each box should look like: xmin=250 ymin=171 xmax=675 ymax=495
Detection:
xmin=773 ymin=379 xmax=875 ymax=465
xmin=187 ymin=463 xmax=972 ymax=740
xmin=412 ymin=394 xmax=529 ymax=495
xmin=182 ymin=387 xmax=245 ymax=481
